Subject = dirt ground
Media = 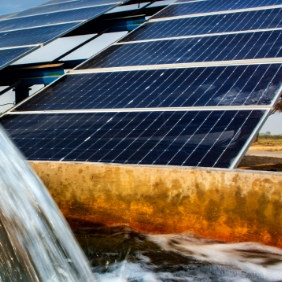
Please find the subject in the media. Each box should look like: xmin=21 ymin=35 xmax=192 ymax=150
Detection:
xmin=238 ymin=143 xmax=282 ymax=172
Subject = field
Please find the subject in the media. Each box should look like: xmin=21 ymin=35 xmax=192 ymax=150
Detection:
xmin=250 ymin=134 xmax=282 ymax=151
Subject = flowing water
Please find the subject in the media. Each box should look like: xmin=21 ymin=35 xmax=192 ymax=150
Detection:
xmin=75 ymin=225 xmax=282 ymax=282
xmin=1 ymin=124 xmax=282 ymax=282
xmin=0 ymin=125 xmax=95 ymax=281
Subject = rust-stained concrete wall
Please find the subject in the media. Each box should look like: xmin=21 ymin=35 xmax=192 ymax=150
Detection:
xmin=30 ymin=161 xmax=282 ymax=247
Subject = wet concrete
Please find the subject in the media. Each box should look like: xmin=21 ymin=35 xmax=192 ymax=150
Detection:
xmin=30 ymin=161 xmax=282 ymax=248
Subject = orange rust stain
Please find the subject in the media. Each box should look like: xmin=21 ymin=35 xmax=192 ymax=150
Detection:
xmin=30 ymin=161 xmax=282 ymax=248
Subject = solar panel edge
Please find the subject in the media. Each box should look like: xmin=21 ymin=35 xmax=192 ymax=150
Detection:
xmin=229 ymin=109 xmax=270 ymax=169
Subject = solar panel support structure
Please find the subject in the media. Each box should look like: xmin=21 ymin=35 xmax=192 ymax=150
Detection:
xmin=14 ymin=84 xmax=31 ymax=104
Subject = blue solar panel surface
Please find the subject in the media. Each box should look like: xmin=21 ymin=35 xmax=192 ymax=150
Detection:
xmin=0 ymin=23 xmax=79 ymax=48
xmin=12 ymin=0 xmax=121 ymax=18
xmin=79 ymin=30 xmax=282 ymax=68
xmin=14 ymin=64 xmax=282 ymax=111
xmin=153 ymin=0 xmax=282 ymax=18
xmin=0 ymin=5 xmax=115 ymax=32
xmin=122 ymin=8 xmax=282 ymax=41
xmin=0 ymin=46 xmax=38 ymax=69
xmin=0 ymin=110 xmax=265 ymax=168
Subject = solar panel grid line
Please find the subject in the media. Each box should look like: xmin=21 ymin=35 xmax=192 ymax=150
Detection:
xmin=152 ymin=1 xmax=282 ymax=19
xmin=121 ymin=8 xmax=282 ymax=42
xmin=227 ymin=110 xmax=270 ymax=168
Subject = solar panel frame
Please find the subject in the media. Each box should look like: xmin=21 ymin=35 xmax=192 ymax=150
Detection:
xmin=152 ymin=0 xmax=282 ymax=19
xmin=12 ymin=64 xmax=282 ymax=111
xmin=121 ymin=8 xmax=282 ymax=41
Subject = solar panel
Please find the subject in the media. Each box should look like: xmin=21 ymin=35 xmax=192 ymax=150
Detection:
xmin=12 ymin=0 xmax=122 ymax=18
xmin=0 ymin=23 xmax=79 ymax=48
xmin=0 ymin=5 xmax=116 ymax=32
xmin=13 ymin=64 xmax=282 ymax=111
xmin=0 ymin=110 xmax=266 ymax=168
xmin=122 ymin=8 xmax=282 ymax=41
xmin=78 ymin=30 xmax=282 ymax=69
xmin=0 ymin=46 xmax=38 ymax=70
xmin=0 ymin=0 xmax=280 ymax=170
xmin=152 ymin=0 xmax=282 ymax=19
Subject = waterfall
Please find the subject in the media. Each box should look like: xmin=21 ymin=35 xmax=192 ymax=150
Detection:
xmin=0 ymin=125 xmax=95 ymax=281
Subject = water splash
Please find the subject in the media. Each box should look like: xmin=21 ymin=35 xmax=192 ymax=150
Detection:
xmin=0 ymin=125 xmax=95 ymax=281
xmin=75 ymin=225 xmax=282 ymax=282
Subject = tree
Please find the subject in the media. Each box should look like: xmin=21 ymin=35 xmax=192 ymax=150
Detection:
xmin=273 ymin=95 xmax=282 ymax=113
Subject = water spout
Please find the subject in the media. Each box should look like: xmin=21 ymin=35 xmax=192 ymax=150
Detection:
xmin=0 ymin=125 xmax=95 ymax=281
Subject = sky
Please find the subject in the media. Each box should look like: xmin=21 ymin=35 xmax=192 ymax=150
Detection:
xmin=0 ymin=0 xmax=282 ymax=134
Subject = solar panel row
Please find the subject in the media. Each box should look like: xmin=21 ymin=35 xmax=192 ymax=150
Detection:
xmin=154 ymin=0 xmax=282 ymax=18
xmin=79 ymin=30 xmax=282 ymax=68
xmin=1 ymin=0 xmax=281 ymax=169
xmin=0 ymin=110 xmax=265 ymax=168
xmin=14 ymin=64 xmax=282 ymax=111
xmin=122 ymin=8 xmax=282 ymax=41
xmin=0 ymin=0 xmax=125 ymax=70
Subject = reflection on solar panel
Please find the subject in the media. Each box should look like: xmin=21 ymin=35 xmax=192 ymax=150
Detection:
xmin=12 ymin=0 xmax=121 ymax=18
xmin=0 ymin=110 xmax=265 ymax=168
xmin=0 ymin=5 xmax=115 ymax=32
xmin=153 ymin=0 xmax=282 ymax=18
xmin=14 ymin=64 xmax=282 ymax=111
xmin=78 ymin=30 xmax=282 ymax=68
xmin=0 ymin=46 xmax=38 ymax=69
xmin=0 ymin=23 xmax=78 ymax=48
xmin=122 ymin=8 xmax=282 ymax=41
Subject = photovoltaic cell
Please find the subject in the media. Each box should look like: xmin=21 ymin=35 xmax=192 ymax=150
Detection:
xmin=122 ymin=8 xmax=282 ymax=41
xmin=0 ymin=110 xmax=265 ymax=168
xmin=14 ymin=64 xmax=282 ymax=111
xmin=0 ymin=46 xmax=38 ymax=70
xmin=153 ymin=0 xmax=282 ymax=19
xmin=0 ymin=22 xmax=79 ymax=48
xmin=79 ymin=30 xmax=282 ymax=69
xmin=12 ymin=0 xmax=121 ymax=18
xmin=0 ymin=5 xmax=115 ymax=32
